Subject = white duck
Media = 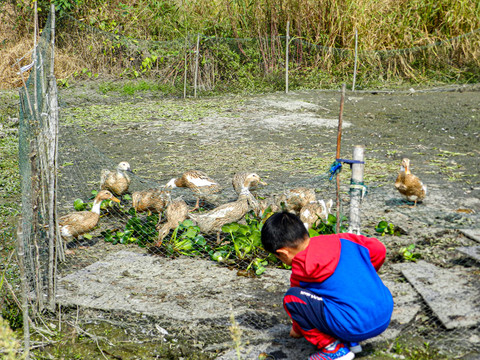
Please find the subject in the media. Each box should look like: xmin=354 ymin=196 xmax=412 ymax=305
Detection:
xmin=165 ymin=170 xmax=220 ymax=210
xmin=100 ymin=161 xmax=133 ymax=196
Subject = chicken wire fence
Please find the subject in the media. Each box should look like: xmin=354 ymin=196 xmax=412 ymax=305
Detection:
xmin=57 ymin=14 xmax=480 ymax=93
xmin=15 ymin=8 xmax=480 ymax=360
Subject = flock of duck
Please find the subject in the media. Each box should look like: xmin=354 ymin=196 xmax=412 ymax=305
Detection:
xmin=58 ymin=157 xmax=426 ymax=250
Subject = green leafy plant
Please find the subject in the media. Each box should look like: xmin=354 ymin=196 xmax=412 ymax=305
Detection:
xmin=248 ymin=257 xmax=268 ymax=276
xmin=141 ymin=55 xmax=158 ymax=73
xmin=308 ymin=214 xmax=347 ymax=237
xmin=375 ymin=220 xmax=395 ymax=236
xmin=392 ymin=340 xmax=448 ymax=360
xmin=73 ymin=190 xmax=123 ymax=212
xmin=102 ymin=208 xmax=348 ymax=276
xmin=219 ymin=210 xmax=274 ymax=274
xmin=163 ymin=219 xmax=208 ymax=256
xmin=375 ymin=220 xmax=402 ymax=236
xmin=222 ymin=214 xmax=262 ymax=260
xmin=73 ymin=198 xmax=88 ymax=211
xmin=102 ymin=208 xmax=158 ymax=246
xmin=57 ymin=78 xmax=69 ymax=88
xmin=400 ymin=244 xmax=421 ymax=262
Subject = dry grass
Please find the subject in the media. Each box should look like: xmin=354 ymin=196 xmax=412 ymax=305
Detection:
xmin=0 ymin=38 xmax=85 ymax=90
xmin=1 ymin=0 xmax=479 ymax=90
xmin=0 ymin=4 xmax=85 ymax=90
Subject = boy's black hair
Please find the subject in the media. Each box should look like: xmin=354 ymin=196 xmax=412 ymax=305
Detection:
xmin=261 ymin=211 xmax=308 ymax=253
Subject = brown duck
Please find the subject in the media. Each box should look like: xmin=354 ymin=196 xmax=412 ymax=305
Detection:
xmin=277 ymin=187 xmax=316 ymax=213
xmin=258 ymin=196 xmax=280 ymax=216
xmin=395 ymin=158 xmax=427 ymax=206
xmin=59 ymin=190 xmax=120 ymax=241
xmin=132 ymin=189 xmax=171 ymax=216
xmin=299 ymin=199 xmax=333 ymax=230
xmin=100 ymin=161 xmax=133 ymax=196
xmin=188 ymin=173 xmax=259 ymax=241
xmin=155 ymin=199 xmax=190 ymax=245
xmin=165 ymin=170 xmax=220 ymax=210
xmin=232 ymin=172 xmax=266 ymax=195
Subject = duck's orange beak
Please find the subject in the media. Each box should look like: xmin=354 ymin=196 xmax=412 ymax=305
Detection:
xmin=259 ymin=180 xmax=267 ymax=186
xmin=111 ymin=196 xmax=121 ymax=203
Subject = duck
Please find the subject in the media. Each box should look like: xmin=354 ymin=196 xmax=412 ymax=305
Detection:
xmin=277 ymin=187 xmax=316 ymax=213
xmin=132 ymin=189 xmax=171 ymax=216
xmin=155 ymin=199 xmax=189 ymax=245
xmin=59 ymin=190 xmax=120 ymax=243
xmin=232 ymin=172 xmax=266 ymax=195
xmin=232 ymin=172 xmax=267 ymax=215
xmin=394 ymin=158 xmax=427 ymax=206
xmin=165 ymin=170 xmax=221 ymax=210
xmin=100 ymin=161 xmax=133 ymax=196
xmin=258 ymin=197 xmax=281 ymax=216
xmin=188 ymin=174 xmax=259 ymax=242
xmin=299 ymin=199 xmax=334 ymax=230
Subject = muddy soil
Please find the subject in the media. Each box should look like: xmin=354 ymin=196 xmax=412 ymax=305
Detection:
xmin=58 ymin=82 xmax=480 ymax=223
xmin=25 ymin=82 xmax=480 ymax=359
xmin=53 ymin=82 xmax=480 ymax=355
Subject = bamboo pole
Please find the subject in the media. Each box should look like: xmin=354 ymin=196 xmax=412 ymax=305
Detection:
xmin=285 ymin=21 xmax=290 ymax=94
xmin=30 ymin=148 xmax=44 ymax=312
xmin=183 ymin=34 xmax=188 ymax=99
xmin=50 ymin=3 xmax=55 ymax=76
xmin=17 ymin=219 xmax=30 ymax=360
xmin=352 ymin=29 xmax=358 ymax=91
xmin=47 ymin=3 xmax=60 ymax=308
xmin=33 ymin=1 xmax=38 ymax=117
xmin=335 ymin=84 xmax=346 ymax=233
xmin=194 ymin=34 xmax=200 ymax=98
xmin=348 ymin=146 xmax=365 ymax=234
xmin=50 ymin=4 xmax=63 ymax=266
xmin=30 ymin=1 xmax=44 ymax=312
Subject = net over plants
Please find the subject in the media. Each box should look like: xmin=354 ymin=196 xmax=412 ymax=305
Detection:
xmin=16 ymin=8 xmax=480 ymax=360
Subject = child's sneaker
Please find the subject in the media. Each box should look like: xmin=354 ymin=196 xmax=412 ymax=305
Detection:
xmin=346 ymin=342 xmax=362 ymax=354
xmin=308 ymin=340 xmax=355 ymax=360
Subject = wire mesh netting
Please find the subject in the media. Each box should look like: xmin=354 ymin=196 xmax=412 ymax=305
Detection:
xmin=16 ymin=8 xmax=480 ymax=360
xmin=18 ymin=9 xmax=59 ymax=314
xmin=57 ymin=14 xmax=480 ymax=92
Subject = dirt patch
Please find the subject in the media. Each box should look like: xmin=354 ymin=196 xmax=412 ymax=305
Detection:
xmin=58 ymin=84 xmax=480 ymax=210
xmin=52 ymin=83 xmax=480 ymax=359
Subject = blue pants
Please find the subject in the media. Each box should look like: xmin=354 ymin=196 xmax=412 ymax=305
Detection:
xmin=283 ymin=287 xmax=336 ymax=348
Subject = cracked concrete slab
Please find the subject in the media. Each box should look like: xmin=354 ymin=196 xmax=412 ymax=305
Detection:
xmin=394 ymin=260 xmax=480 ymax=329
xmin=57 ymin=250 xmax=421 ymax=358
xmin=460 ymin=229 xmax=480 ymax=244
xmin=457 ymin=246 xmax=480 ymax=262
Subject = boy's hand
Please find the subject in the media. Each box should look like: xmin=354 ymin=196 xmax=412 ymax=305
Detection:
xmin=289 ymin=327 xmax=303 ymax=338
